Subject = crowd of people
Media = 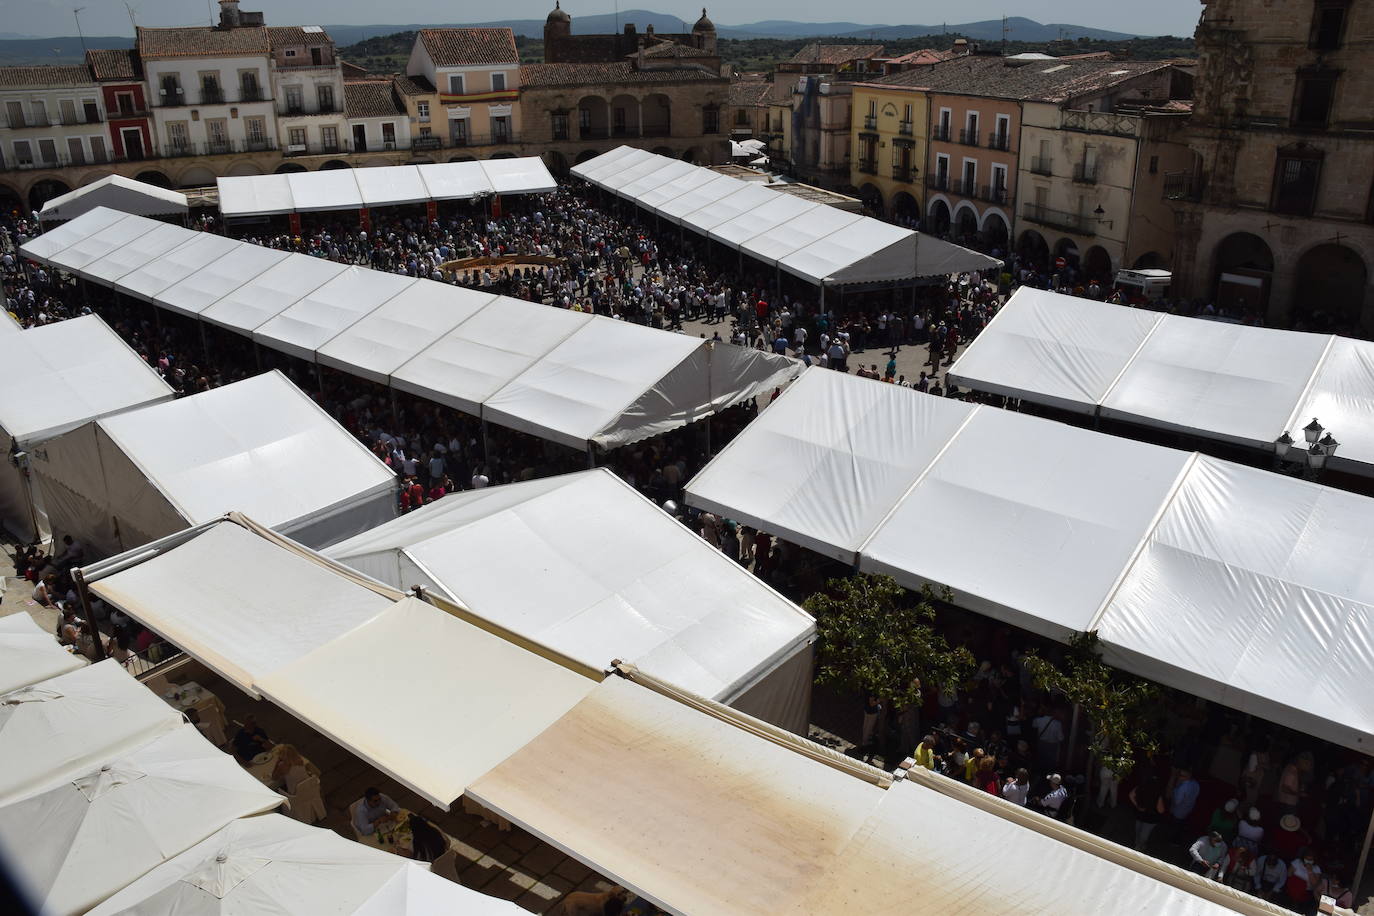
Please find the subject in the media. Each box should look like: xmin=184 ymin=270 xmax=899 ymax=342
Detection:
xmin=3 ymin=182 xmax=1370 ymax=912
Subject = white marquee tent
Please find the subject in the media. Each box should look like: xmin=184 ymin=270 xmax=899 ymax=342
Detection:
xmin=948 ymin=287 xmax=1374 ymax=474
xmin=85 ymin=814 xmax=525 ymax=916
xmin=21 ymin=208 xmax=798 ymax=451
xmin=85 ymin=516 xmax=599 ymax=810
xmin=0 ymin=612 xmax=83 ymax=695
xmin=31 ymin=371 xmax=396 ymax=555
xmin=217 ymin=158 xmax=557 ymax=218
xmin=571 ymin=146 xmax=1002 ymax=287
xmin=0 ymin=314 xmax=174 ymax=543
xmin=467 ymin=674 xmax=1270 ymax=916
xmin=0 ymin=725 xmax=282 ymax=915
xmin=0 ymin=660 xmax=183 ymax=806
xmin=686 ymin=367 xmax=1374 ymax=753
xmin=38 ymin=175 xmax=188 ymax=223
xmin=325 ymin=469 xmax=817 ymax=732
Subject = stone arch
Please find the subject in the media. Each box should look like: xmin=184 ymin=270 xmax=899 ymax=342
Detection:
xmin=1053 ymin=237 xmax=1080 ymax=269
xmin=952 ymin=201 xmax=979 ymax=240
xmin=1293 ymin=243 xmax=1367 ymax=330
xmin=1212 ymin=231 xmax=1273 ymax=313
xmin=643 ymin=93 xmax=671 ymax=137
xmin=1082 ymin=244 xmax=1113 ymax=281
xmin=609 ymin=93 xmax=640 ymax=137
xmin=1132 ymin=251 xmax=1163 ymax=269
xmin=577 ymin=95 xmax=609 ymax=140
xmin=28 ymin=178 xmax=70 ymax=212
xmin=544 ymin=150 xmax=569 ymax=176
xmin=488 ymin=151 xmax=516 ymax=159
xmin=135 ymin=170 xmax=172 ymax=188
xmin=980 ymin=209 xmax=1009 ymax=251
xmin=650 ymin=146 xmax=674 ymax=157
xmin=928 ymin=197 xmax=952 ymax=235
xmin=409 ymin=158 xmax=435 ymax=166
xmin=274 ymin=162 xmax=308 ymax=174
xmin=682 ymin=147 xmax=702 ymax=164
xmin=76 ymin=169 xmax=116 ymax=187
xmin=573 ymin=149 xmax=600 ymax=165
xmin=1018 ymin=229 xmax=1049 ymax=269
xmin=448 ymin=155 xmax=477 ymax=163
xmin=318 ymin=159 xmax=351 ymax=170
xmin=0 ymin=181 xmax=23 ymax=217
xmin=176 ymin=165 xmax=218 ymax=188
xmin=891 ymin=190 xmax=919 ymax=225
xmin=857 ymin=182 xmax=883 ymax=216
xmin=223 ymin=160 xmax=264 ymax=177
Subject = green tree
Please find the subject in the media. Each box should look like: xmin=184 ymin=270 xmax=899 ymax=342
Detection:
xmin=1021 ymin=631 xmax=1160 ymax=777
xmin=805 ymin=573 xmax=974 ymax=710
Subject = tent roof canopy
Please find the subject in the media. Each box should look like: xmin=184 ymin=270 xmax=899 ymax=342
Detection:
xmin=218 ymin=158 xmax=557 ymax=217
xmin=949 ymin=287 xmax=1374 ymax=471
xmin=38 ymin=175 xmax=188 ymax=222
xmin=23 ymin=207 xmax=799 ymax=451
xmin=325 ymin=469 xmax=815 ymax=704
xmin=572 ymin=146 xmax=1001 ymax=285
xmin=0 ymin=612 xmax=83 ymax=695
xmin=686 ymin=367 xmax=1374 ymax=752
xmin=468 ymin=675 xmax=1254 ymax=916
xmin=86 ymin=515 xmax=599 ymax=809
xmin=0 ymin=313 xmax=174 ymax=447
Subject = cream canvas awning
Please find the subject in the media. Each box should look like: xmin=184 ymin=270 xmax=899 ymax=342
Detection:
xmin=0 ymin=612 xmax=83 ymax=695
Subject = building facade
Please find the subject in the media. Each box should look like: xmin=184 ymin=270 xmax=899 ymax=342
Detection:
xmin=849 ymin=81 xmax=927 ymax=224
xmin=407 ymin=28 xmax=521 ymax=152
xmin=1169 ymin=0 xmax=1374 ymax=332
xmin=773 ymin=45 xmax=884 ymax=186
xmin=87 ymin=49 xmax=154 ymax=165
xmin=0 ymin=66 xmax=107 ymax=176
xmin=270 ymin=26 xmax=347 ymax=160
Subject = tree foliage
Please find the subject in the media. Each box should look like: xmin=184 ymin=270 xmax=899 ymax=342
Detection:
xmin=805 ymin=573 xmax=974 ymax=710
xmin=1021 ymin=631 xmax=1160 ymax=777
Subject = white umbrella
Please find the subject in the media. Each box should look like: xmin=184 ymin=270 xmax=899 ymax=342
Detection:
xmin=738 ymin=138 xmax=766 ymax=152
xmin=353 ymin=862 xmax=524 ymax=915
xmin=0 ymin=659 xmax=182 ymax=806
xmin=0 ymin=612 xmax=83 ymax=695
xmin=749 ymin=157 xmax=770 ymax=166
xmin=0 ymin=725 xmax=283 ymax=915
xmin=87 ymin=814 xmax=523 ymax=915
xmin=729 ymin=140 xmax=752 ymax=158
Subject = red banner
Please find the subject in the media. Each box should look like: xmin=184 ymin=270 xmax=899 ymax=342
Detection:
xmin=426 ymin=200 xmax=438 ymax=222
xmin=359 ymin=207 xmax=371 ymax=231
xmin=490 ymin=195 xmax=503 ymax=218
xmin=288 ymin=212 xmax=301 ymax=236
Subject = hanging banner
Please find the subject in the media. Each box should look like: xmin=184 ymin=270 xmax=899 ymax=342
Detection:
xmin=426 ymin=200 xmax=438 ymax=222
xmin=490 ymin=195 xmax=503 ymax=218
xmin=288 ymin=212 xmax=301 ymax=236
xmin=359 ymin=207 xmax=372 ymax=231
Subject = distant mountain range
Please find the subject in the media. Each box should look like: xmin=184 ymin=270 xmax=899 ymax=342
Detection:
xmin=0 ymin=13 xmax=1151 ymax=66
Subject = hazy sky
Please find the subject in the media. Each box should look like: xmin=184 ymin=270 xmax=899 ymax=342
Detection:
xmin=6 ymin=0 xmax=1202 ymax=39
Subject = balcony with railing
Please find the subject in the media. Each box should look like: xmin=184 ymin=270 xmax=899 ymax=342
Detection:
xmin=1163 ymin=170 xmax=1202 ymax=202
xmin=283 ymin=103 xmax=337 ymax=117
xmin=240 ymin=86 xmax=264 ymax=103
xmin=579 ymin=125 xmax=610 ymax=140
xmin=975 ymin=184 xmax=1009 ymax=205
xmin=858 ymin=158 xmax=877 ymax=175
xmin=892 ymin=165 xmax=913 ymax=182
xmin=60 ymin=114 xmax=103 ymax=126
xmin=1073 ymin=162 xmax=1098 ymax=184
xmin=958 ymin=127 xmax=980 ymax=146
xmin=199 ymin=86 xmax=225 ymax=105
xmin=987 ymin=131 xmax=1011 ymax=151
xmin=862 ymin=115 xmax=877 ymax=130
xmin=898 ymin=120 xmax=913 ymax=136
xmin=931 ymin=124 xmax=951 ymax=142
xmin=1030 ymin=156 xmax=1052 ymax=176
xmin=926 ymin=174 xmax=949 ymax=192
xmin=1022 ymin=202 xmax=1096 ymax=235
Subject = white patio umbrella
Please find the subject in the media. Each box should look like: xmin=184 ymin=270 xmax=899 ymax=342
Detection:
xmin=87 ymin=814 xmax=524 ymax=915
xmin=353 ymin=862 xmax=525 ymax=915
xmin=0 ymin=659 xmax=182 ymax=806
xmin=0 ymin=725 xmax=282 ymax=915
xmin=0 ymin=612 xmax=82 ymax=695
xmin=738 ymin=138 xmax=766 ymax=152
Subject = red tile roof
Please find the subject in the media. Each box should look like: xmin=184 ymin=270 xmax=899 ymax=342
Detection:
xmin=267 ymin=26 xmax=334 ymax=48
xmin=0 ymin=65 xmax=94 ymax=88
xmin=520 ymin=61 xmax=725 ymax=88
xmin=418 ymin=28 xmax=518 ymax=67
xmin=86 ymin=48 xmax=142 ymax=82
xmin=137 ymin=25 xmax=270 ymax=59
xmin=788 ymin=44 xmax=885 ymax=66
xmin=344 ymin=80 xmax=404 ymax=119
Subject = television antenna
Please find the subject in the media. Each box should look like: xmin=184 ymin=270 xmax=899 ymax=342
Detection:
xmin=73 ymin=7 xmax=88 ymax=53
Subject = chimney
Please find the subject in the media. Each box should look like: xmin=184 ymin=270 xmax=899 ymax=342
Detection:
xmin=219 ymin=0 xmax=241 ymax=29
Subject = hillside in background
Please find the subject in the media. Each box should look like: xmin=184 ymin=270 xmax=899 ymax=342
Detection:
xmin=0 ymin=35 xmax=131 ymax=65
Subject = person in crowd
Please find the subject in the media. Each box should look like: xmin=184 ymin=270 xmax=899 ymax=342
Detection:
xmin=1129 ymin=774 xmax=1166 ymax=851
xmin=1284 ymin=850 xmax=1321 ymax=909
xmin=913 ymin=734 xmax=940 ymax=771
xmin=1251 ymin=851 xmax=1288 ymax=901
xmin=1187 ymin=831 xmax=1228 ymax=878
xmin=232 ymin=714 xmax=273 ymax=763
xmin=1002 ymin=768 xmax=1031 ymax=806
xmin=1035 ymin=773 xmax=1069 ymax=819
xmin=1168 ymin=767 xmax=1201 ymax=840
xmin=1207 ymin=798 xmax=1240 ymax=842
xmin=352 ymin=786 xmax=401 ymax=836
xmin=1234 ymin=807 xmax=1264 ymax=853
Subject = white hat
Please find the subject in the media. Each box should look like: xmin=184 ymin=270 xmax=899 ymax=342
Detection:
xmin=1279 ymin=814 xmax=1301 ymax=832
xmin=1248 ymin=807 xmax=1261 ymax=822
xmin=1224 ymin=798 xmax=1238 ymax=813
xmin=1049 ymin=774 xmax=1062 ymax=785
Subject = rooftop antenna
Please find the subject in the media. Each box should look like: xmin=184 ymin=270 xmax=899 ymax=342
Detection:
xmin=73 ymin=7 xmax=88 ymax=53
xmin=1001 ymin=15 xmax=1009 ymax=49
xmin=207 ymin=0 xmax=214 ymax=27
xmin=124 ymin=2 xmax=139 ymax=32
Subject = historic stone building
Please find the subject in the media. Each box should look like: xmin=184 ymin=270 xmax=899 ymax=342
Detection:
xmin=521 ymin=4 xmax=729 ymax=173
xmin=1169 ymin=0 xmax=1374 ymax=332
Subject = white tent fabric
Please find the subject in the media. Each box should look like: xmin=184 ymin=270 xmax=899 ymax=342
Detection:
xmin=32 ymin=372 xmax=396 ymax=557
xmin=39 ymin=175 xmax=188 ymax=222
xmin=0 ymin=612 xmax=83 ymax=695
xmin=315 ymin=281 xmax=495 ymax=384
xmin=86 ymin=814 xmax=521 ymax=916
xmin=256 ymin=597 xmax=597 ymax=809
xmin=950 ymin=289 xmax=1374 ymax=471
xmin=686 ymin=368 xmax=1374 ymax=751
xmin=23 ymin=207 xmax=799 ymax=452
xmin=0 ymin=314 xmax=173 ymax=447
xmin=575 ymin=147 xmax=1000 ymax=284
xmin=0 ymin=660 xmax=183 ymax=806
xmin=467 ymin=676 xmax=1247 ymax=916
xmin=216 ymin=173 xmax=295 ymax=217
xmin=0 ymin=725 xmax=281 ymax=915
xmin=253 ymin=267 xmax=416 ymax=361
xmin=151 ymin=243 xmax=291 ymax=318
xmin=325 ymin=469 xmax=816 ymax=732
xmin=77 ymin=221 xmax=200 ymax=285
xmin=90 ymin=521 xmax=397 ymax=697
xmin=218 ymin=159 xmax=556 ymax=216
xmin=1096 ymin=457 xmax=1374 ymax=753
xmin=17 ymin=206 xmax=128 ymax=260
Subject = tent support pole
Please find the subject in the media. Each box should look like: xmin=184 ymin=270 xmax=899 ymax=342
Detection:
xmin=71 ymin=568 xmax=106 ymax=662
xmin=481 ymin=419 xmax=490 ymax=463
xmin=198 ymin=320 xmax=209 ymax=362
xmin=389 ymin=387 xmax=399 ymax=429
xmin=1356 ymin=803 xmax=1374 ymax=907
xmin=704 ymin=413 xmax=712 ymax=456
xmin=1066 ymin=702 xmax=1081 ymax=776
xmin=586 ymin=444 xmax=596 ymax=469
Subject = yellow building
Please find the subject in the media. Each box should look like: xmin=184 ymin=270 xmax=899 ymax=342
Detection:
xmin=849 ymin=81 xmax=927 ymax=223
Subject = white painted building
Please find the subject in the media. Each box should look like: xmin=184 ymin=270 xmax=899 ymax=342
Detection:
xmin=342 ymin=81 xmax=410 ymax=157
xmin=268 ymin=25 xmax=348 ymax=159
xmin=0 ymin=66 xmax=109 ymax=171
